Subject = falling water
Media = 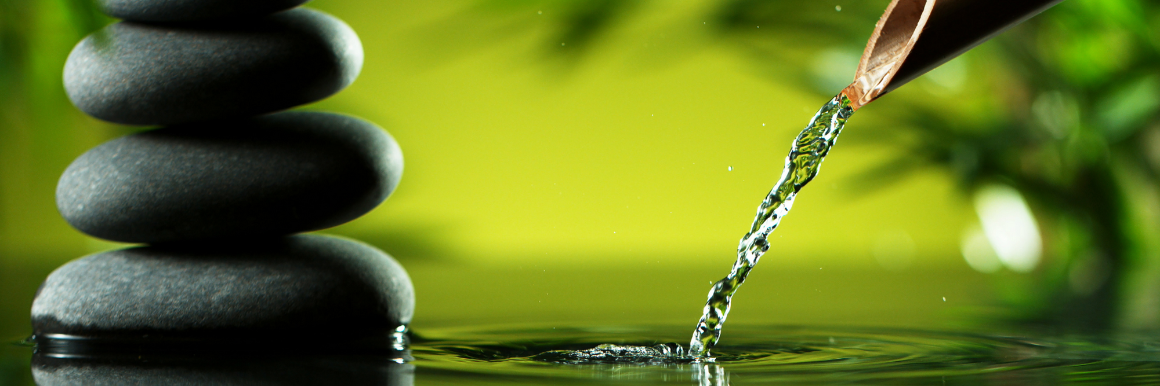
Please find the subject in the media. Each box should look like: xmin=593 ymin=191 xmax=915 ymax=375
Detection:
xmin=688 ymin=92 xmax=853 ymax=358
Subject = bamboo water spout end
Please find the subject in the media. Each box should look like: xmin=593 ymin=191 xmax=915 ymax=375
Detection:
xmin=844 ymin=0 xmax=1067 ymax=111
xmin=844 ymin=0 xmax=936 ymax=111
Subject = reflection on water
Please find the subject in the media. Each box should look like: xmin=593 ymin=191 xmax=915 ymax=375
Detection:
xmin=696 ymin=363 xmax=728 ymax=386
xmin=7 ymin=324 xmax=1160 ymax=385
xmin=31 ymin=354 xmax=415 ymax=386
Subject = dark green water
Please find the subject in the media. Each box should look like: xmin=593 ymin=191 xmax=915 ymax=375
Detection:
xmin=11 ymin=324 xmax=1159 ymax=385
xmin=419 ymin=324 xmax=1160 ymax=385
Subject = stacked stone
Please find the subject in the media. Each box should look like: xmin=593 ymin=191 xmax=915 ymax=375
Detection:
xmin=32 ymin=0 xmax=413 ymax=354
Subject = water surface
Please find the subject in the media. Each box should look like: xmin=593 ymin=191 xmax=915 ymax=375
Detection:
xmin=412 ymin=324 xmax=1160 ymax=385
xmin=7 ymin=324 xmax=1160 ymax=385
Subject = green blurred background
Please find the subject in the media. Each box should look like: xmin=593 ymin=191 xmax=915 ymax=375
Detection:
xmin=2 ymin=0 xmax=1159 ymax=381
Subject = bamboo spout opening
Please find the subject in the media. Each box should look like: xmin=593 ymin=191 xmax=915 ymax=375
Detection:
xmin=843 ymin=0 xmax=936 ymax=111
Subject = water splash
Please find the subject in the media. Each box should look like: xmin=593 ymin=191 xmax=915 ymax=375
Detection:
xmin=534 ymin=343 xmax=686 ymax=364
xmin=688 ymin=93 xmax=854 ymax=358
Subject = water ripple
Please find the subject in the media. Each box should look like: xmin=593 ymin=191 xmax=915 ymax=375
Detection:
xmin=410 ymin=324 xmax=1160 ymax=385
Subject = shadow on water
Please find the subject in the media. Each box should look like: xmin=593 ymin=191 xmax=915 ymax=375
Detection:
xmin=14 ymin=333 xmax=415 ymax=386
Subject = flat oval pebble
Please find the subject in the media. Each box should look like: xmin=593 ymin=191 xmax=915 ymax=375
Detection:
xmin=64 ymin=8 xmax=361 ymax=125
xmin=100 ymin=0 xmax=311 ymax=22
xmin=56 ymin=111 xmax=402 ymax=243
xmin=32 ymin=235 xmax=414 ymax=344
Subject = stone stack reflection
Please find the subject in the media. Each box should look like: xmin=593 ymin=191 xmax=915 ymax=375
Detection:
xmin=32 ymin=0 xmax=413 ymax=356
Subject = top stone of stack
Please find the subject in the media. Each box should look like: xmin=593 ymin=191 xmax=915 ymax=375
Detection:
xmin=64 ymin=8 xmax=362 ymax=126
xmin=99 ymin=0 xmax=312 ymax=22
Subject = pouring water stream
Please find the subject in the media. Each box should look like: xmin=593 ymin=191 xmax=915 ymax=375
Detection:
xmin=687 ymin=93 xmax=854 ymax=358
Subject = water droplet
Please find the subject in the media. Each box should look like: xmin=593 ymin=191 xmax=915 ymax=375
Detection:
xmin=727 ymin=166 xmax=733 ymax=171
xmin=942 ymin=297 xmax=947 ymax=301
xmin=538 ymin=10 xmax=542 ymax=14
xmin=561 ymin=42 xmax=566 ymax=46
xmin=835 ymin=5 xmax=842 ymax=12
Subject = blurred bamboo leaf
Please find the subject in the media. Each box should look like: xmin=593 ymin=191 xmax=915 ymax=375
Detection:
xmin=1096 ymin=74 xmax=1159 ymax=142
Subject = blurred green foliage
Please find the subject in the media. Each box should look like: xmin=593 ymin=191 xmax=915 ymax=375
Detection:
xmin=882 ymin=0 xmax=1160 ymax=330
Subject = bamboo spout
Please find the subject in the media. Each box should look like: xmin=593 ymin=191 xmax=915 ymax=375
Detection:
xmin=842 ymin=0 xmax=1067 ymax=111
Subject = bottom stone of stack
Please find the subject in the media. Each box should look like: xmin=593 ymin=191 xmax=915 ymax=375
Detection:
xmin=31 ymin=234 xmax=414 ymax=355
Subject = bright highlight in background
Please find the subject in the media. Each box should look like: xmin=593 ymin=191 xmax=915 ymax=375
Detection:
xmin=960 ymin=225 xmax=1002 ymax=273
xmin=972 ymin=184 xmax=1042 ymax=273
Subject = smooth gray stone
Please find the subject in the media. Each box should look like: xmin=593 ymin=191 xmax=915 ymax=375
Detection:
xmin=100 ymin=0 xmax=311 ymax=22
xmin=56 ymin=111 xmax=403 ymax=243
xmin=64 ymin=8 xmax=362 ymax=125
xmin=32 ymin=235 xmax=414 ymax=341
